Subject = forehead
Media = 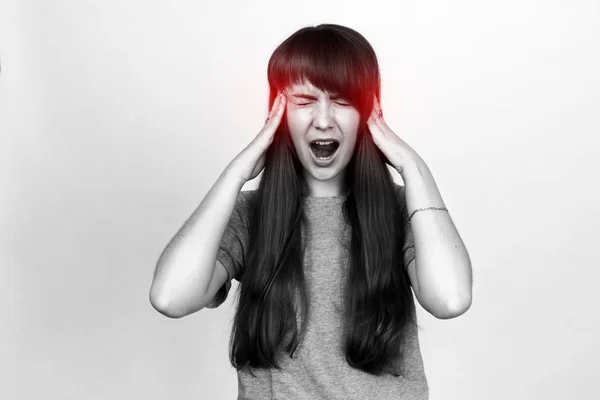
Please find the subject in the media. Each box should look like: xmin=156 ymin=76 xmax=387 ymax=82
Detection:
xmin=285 ymin=80 xmax=337 ymax=96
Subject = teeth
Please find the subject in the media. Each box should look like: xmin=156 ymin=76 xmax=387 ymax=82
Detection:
xmin=313 ymin=140 xmax=336 ymax=145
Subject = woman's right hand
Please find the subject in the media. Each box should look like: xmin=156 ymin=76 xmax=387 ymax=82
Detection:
xmin=230 ymin=92 xmax=287 ymax=183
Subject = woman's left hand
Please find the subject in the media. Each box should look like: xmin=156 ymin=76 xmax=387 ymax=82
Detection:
xmin=367 ymin=95 xmax=423 ymax=176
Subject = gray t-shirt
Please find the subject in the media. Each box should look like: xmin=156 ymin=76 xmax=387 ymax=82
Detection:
xmin=206 ymin=184 xmax=428 ymax=399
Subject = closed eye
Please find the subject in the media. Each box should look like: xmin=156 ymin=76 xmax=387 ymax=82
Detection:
xmin=297 ymin=101 xmax=350 ymax=106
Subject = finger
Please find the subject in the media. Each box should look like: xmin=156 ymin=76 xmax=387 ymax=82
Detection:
xmin=370 ymin=115 xmax=388 ymax=135
xmin=374 ymin=107 xmax=384 ymax=123
xmin=265 ymin=93 xmax=286 ymax=127
xmin=373 ymin=96 xmax=385 ymax=119
xmin=266 ymin=94 xmax=279 ymax=121
xmin=265 ymin=93 xmax=280 ymax=123
xmin=274 ymin=92 xmax=286 ymax=112
xmin=366 ymin=115 xmax=380 ymax=135
xmin=369 ymin=107 xmax=379 ymax=121
xmin=370 ymin=101 xmax=380 ymax=119
xmin=265 ymin=92 xmax=284 ymax=123
xmin=271 ymin=94 xmax=286 ymax=122
xmin=367 ymin=111 xmax=388 ymax=134
xmin=372 ymin=95 xmax=380 ymax=113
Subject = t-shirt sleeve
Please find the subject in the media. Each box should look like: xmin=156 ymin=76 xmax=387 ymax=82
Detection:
xmin=204 ymin=190 xmax=253 ymax=309
xmin=396 ymin=184 xmax=416 ymax=271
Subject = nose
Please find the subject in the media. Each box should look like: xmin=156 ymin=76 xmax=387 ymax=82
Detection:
xmin=313 ymin=103 xmax=334 ymax=130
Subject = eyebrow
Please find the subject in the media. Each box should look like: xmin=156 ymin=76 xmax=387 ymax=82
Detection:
xmin=290 ymin=93 xmax=344 ymax=100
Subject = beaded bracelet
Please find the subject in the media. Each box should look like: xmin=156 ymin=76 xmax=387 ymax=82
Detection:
xmin=408 ymin=207 xmax=448 ymax=225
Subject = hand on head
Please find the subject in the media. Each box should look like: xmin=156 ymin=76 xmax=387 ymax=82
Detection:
xmin=230 ymin=92 xmax=287 ymax=183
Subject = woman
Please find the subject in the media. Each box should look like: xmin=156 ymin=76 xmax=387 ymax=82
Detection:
xmin=150 ymin=23 xmax=472 ymax=400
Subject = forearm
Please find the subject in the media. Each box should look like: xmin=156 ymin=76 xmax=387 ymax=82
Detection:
xmin=400 ymin=158 xmax=472 ymax=317
xmin=150 ymin=163 xmax=246 ymax=313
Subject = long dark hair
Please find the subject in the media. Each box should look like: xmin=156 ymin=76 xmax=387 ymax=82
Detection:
xmin=229 ymin=24 xmax=419 ymax=378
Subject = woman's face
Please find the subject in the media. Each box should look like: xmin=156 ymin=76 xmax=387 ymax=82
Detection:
xmin=283 ymin=80 xmax=360 ymax=197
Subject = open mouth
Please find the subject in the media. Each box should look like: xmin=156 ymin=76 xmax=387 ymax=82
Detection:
xmin=309 ymin=140 xmax=340 ymax=159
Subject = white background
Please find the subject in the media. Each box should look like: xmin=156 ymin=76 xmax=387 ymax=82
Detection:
xmin=2 ymin=0 xmax=599 ymax=399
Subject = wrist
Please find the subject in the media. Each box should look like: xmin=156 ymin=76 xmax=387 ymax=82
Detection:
xmin=398 ymin=156 xmax=427 ymax=182
xmin=223 ymin=162 xmax=248 ymax=189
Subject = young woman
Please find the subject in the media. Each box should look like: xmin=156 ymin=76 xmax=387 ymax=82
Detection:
xmin=150 ymin=24 xmax=473 ymax=400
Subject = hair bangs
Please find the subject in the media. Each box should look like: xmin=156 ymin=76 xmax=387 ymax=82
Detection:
xmin=267 ymin=26 xmax=378 ymax=116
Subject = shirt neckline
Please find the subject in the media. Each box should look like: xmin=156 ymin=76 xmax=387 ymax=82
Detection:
xmin=303 ymin=193 xmax=347 ymax=202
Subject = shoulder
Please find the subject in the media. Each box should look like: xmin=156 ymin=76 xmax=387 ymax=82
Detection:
xmin=393 ymin=182 xmax=405 ymax=192
xmin=392 ymin=182 xmax=407 ymax=200
xmin=239 ymin=189 xmax=258 ymax=201
xmin=391 ymin=183 xmax=409 ymax=215
xmin=232 ymin=190 xmax=259 ymax=223
xmin=236 ymin=189 xmax=258 ymax=208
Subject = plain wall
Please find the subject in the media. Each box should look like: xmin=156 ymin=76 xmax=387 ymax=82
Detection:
xmin=2 ymin=0 xmax=599 ymax=399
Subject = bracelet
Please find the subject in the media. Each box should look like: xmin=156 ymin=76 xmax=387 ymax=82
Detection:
xmin=408 ymin=207 xmax=448 ymax=225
